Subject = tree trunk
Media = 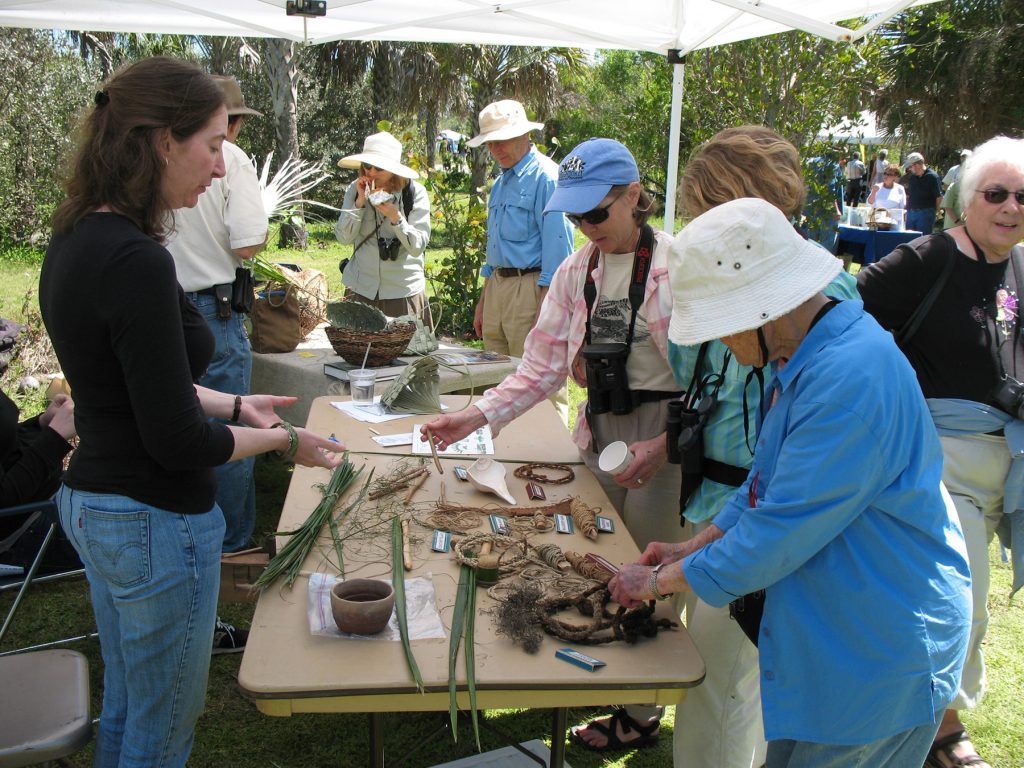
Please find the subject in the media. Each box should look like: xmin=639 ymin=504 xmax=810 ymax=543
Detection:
xmin=262 ymin=38 xmax=307 ymax=249
xmin=422 ymin=108 xmax=437 ymax=169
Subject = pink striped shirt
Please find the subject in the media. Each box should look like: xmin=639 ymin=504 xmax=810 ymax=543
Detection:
xmin=476 ymin=229 xmax=675 ymax=449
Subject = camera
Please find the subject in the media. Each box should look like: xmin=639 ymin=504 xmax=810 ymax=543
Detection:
xmin=993 ymin=375 xmax=1024 ymax=420
xmin=377 ymin=237 xmax=400 ymax=261
xmin=582 ymin=343 xmax=633 ymax=415
xmin=667 ymin=396 xmax=717 ymax=513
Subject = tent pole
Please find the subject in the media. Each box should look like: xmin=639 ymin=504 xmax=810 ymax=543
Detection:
xmin=664 ymin=50 xmax=686 ymax=235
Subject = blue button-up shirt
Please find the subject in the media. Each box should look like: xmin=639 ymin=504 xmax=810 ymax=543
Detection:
xmin=683 ymin=300 xmax=971 ymax=744
xmin=482 ymin=147 xmax=574 ymax=286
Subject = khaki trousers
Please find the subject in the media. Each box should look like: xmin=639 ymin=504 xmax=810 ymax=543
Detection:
xmin=481 ymin=273 xmax=568 ymax=422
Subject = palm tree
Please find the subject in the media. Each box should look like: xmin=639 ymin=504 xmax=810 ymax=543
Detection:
xmin=261 ymin=37 xmax=307 ymax=247
xmin=436 ymin=45 xmax=587 ymax=204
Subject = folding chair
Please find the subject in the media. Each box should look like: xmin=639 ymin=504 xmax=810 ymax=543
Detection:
xmin=0 ymin=648 xmax=92 ymax=767
xmin=0 ymin=499 xmax=95 ymax=655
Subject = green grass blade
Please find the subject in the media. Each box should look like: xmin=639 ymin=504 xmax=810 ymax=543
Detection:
xmin=464 ymin=566 xmax=481 ymax=752
xmin=392 ymin=516 xmax=424 ymax=693
xmin=448 ymin=564 xmax=471 ymax=741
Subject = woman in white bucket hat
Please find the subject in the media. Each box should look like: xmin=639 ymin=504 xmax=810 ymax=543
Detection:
xmin=335 ymin=131 xmax=432 ymax=322
xmin=611 ymin=197 xmax=971 ymax=768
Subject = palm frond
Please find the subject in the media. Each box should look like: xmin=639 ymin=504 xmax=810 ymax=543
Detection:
xmin=256 ymin=152 xmax=338 ymax=222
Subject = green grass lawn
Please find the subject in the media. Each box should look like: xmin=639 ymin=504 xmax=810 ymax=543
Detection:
xmin=2 ymin=228 xmax=1022 ymax=767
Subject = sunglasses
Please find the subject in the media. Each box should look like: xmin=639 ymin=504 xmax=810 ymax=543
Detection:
xmin=360 ymin=163 xmax=382 ymax=173
xmin=566 ymin=190 xmax=626 ymax=227
xmin=979 ymin=187 xmax=1024 ymax=205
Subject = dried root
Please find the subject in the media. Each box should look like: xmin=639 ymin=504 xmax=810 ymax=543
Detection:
xmin=570 ymin=497 xmax=598 ymax=541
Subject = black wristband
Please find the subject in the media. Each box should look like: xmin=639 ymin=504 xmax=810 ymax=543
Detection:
xmin=231 ymin=395 xmax=242 ymax=423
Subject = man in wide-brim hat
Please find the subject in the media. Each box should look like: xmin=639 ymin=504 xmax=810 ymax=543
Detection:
xmin=467 ymin=99 xmax=574 ymax=419
xmin=610 ymin=197 xmax=972 ymax=768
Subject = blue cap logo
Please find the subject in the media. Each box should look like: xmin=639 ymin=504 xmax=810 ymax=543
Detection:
xmin=560 ymin=155 xmax=585 ymax=181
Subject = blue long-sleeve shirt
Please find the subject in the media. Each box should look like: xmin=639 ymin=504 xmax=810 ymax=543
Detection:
xmin=667 ymin=268 xmax=859 ymax=523
xmin=481 ymin=147 xmax=574 ymax=287
xmin=683 ymin=300 xmax=971 ymax=744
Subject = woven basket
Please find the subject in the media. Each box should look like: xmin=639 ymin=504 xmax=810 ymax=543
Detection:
xmin=325 ymin=322 xmax=416 ymax=367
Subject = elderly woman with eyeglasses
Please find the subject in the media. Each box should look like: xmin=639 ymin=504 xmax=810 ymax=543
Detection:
xmin=421 ymin=139 xmax=682 ymax=750
xmin=858 ymin=135 xmax=1024 ymax=768
xmin=867 ymin=163 xmax=908 ymax=212
xmin=335 ymin=131 xmax=432 ymax=322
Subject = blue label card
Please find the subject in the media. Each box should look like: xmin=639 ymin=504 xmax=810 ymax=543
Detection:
xmin=554 ymin=513 xmax=574 ymax=534
xmin=555 ymin=647 xmax=606 ymax=672
xmin=596 ymin=516 xmax=615 ymax=533
xmin=431 ymin=530 xmax=451 ymax=552
xmin=489 ymin=514 xmax=509 ymax=535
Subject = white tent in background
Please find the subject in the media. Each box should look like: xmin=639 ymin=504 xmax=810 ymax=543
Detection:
xmin=0 ymin=0 xmax=940 ymax=229
xmin=818 ymin=110 xmax=899 ymax=146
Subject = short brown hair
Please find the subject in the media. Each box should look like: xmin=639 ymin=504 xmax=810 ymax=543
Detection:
xmin=680 ymin=125 xmax=806 ymax=219
xmin=53 ymin=57 xmax=225 ymax=241
xmin=608 ymin=184 xmax=655 ymax=227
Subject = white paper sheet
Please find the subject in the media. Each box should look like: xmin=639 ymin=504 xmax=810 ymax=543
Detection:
xmin=412 ymin=424 xmax=494 ymax=455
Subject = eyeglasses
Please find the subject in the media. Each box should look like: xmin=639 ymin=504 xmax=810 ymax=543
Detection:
xmin=360 ymin=163 xmax=382 ymax=173
xmin=979 ymin=188 xmax=1024 ymax=205
xmin=566 ymin=190 xmax=626 ymax=227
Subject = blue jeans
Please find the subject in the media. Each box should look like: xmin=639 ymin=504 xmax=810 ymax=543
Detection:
xmin=58 ymin=485 xmax=224 ymax=768
xmin=906 ymin=208 xmax=936 ymax=235
xmin=188 ymin=292 xmax=254 ymax=552
xmin=766 ymin=719 xmax=940 ymax=768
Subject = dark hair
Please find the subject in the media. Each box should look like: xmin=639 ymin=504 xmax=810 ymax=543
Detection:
xmin=681 ymin=125 xmax=806 ymax=219
xmin=53 ymin=57 xmax=225 ymax=241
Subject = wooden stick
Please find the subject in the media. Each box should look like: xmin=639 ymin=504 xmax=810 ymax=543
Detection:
xmin=401 ymin=519 xmax=413 ymax=571
xmin=221 ymin=546 xmax=263 ymax=559
xmin=403 ymin=472 xmax=429 ymax=504
xmin=424 ymin=426 xmax=444 ymax=475
xmin=479 ymin=541 xmax=493 ymax=556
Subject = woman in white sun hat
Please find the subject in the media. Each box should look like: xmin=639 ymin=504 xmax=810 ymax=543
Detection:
xmin=335 ymin=131 xmax=432 ymax=322
xmin=610 ymin=197 xmax=971 ymax=768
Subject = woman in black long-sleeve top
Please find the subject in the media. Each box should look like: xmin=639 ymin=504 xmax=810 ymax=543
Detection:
xmin=38 ymin=57 xmax=343 ymax=768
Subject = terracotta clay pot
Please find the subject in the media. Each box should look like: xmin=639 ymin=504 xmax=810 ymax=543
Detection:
xmin=330 ymin=578 xmax=395 ymax=635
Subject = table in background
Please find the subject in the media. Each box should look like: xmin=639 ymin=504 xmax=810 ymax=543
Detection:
xmin=836 ymin=225 xmax=922 ymax=266
xmin=251 ymin=325 xmax=520 ymax=426
xmin=238 ymin=395 xmax=705 ymax=768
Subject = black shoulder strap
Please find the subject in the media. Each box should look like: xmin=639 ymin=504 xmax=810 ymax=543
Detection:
xmin=895 ymin=232 xmax=956 ymax=348
xmin=402 ymin=183 xmax=414 ymax=218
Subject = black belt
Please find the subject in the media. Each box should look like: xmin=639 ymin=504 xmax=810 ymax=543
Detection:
xmin=703 ymin=458 xmax=750 ymax=488
xmin=632 ymin=390 xmax=683 ymax=406
xmin=194 ymin=282 xmax=232 ymax=297
xmin=494 ymin=266 xmax=540 ymax=277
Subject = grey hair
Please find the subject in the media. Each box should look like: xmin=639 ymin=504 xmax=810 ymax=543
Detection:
xmin=879 ymin=149 xmax=888 ymax=159
xmin=960 ymin=135 xmax=1024 ymax=206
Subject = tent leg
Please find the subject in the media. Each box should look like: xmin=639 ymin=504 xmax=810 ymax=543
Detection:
xmin=664 ymin=54 xmax=686 ymax=235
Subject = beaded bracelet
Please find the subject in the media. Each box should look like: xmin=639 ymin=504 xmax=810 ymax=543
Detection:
xmin=272 ymin=421 xmax=299 ymax=462
xmin=231 ymin=395 xmax=242 ymax=423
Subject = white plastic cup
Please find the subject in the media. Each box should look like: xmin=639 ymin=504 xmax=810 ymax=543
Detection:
xmin=349 ymin=368 xmax=376 ymax=405
xmin=598 ymin=441 xmax=634 ymax=475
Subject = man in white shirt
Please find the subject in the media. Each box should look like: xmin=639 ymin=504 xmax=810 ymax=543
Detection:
xmin=166 ymin=76 xmax=267 ymax=559
xmin=844 ymin=150 xmax=867 ymax=206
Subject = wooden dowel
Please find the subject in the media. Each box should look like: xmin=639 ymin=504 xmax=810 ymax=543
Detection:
xmin=403 ymin=472 xmax=429 ymax=503
xmin=424 ymin=426 xmax=444 ymax=475
xmin=401 ymin=519 xmax=413 ymax=571
xmin=221 ymin=546 xmax=263 ymax=559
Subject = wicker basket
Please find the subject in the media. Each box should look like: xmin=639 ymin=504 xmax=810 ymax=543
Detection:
xmin=325 ymin=322 xmax=416 ymax=367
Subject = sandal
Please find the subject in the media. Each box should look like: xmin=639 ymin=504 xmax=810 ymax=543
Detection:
xmin=924 ymin=730 xmax=991 ymax=768
xmin=569 ymin=708 xmax=660 ymax=752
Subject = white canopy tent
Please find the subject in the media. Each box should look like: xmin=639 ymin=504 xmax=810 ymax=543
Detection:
xmin=818 ymin=109 xmax=901 ymax=146
xmin=0 ymin=0 xmax=939 ymax=227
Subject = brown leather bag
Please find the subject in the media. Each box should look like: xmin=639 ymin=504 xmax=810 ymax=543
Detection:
xmin=249 ymin=281 xmax=302 ymax=353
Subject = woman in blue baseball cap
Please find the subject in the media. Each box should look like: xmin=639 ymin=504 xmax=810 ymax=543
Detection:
xmin=422 ymin=138 xmax=683 ymax=749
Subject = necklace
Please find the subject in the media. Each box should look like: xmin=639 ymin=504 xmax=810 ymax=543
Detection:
xmin=513 ymin=463 xmax=575 ymax=485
